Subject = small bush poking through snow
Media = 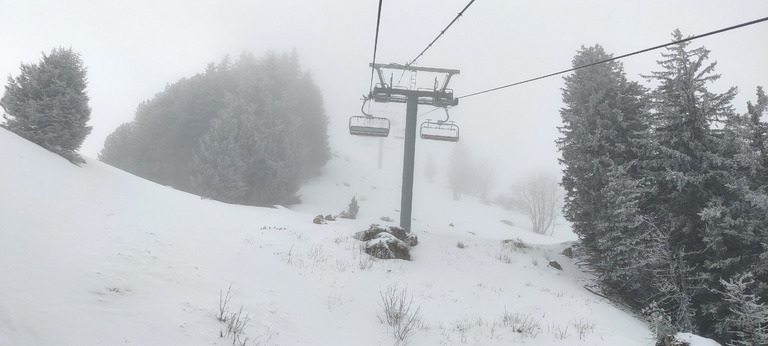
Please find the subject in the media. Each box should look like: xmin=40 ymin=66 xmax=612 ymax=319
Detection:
xmin=215 ymin=284 xmax=259 ymax=346
xmin=378 ymin=285 xmax=423 ymax=344
xmin=456 ymin=241 xmax=465 ymax=249
xmin=495 ymin=308 xmax=542 ymax=338
xmin=217 ymin=283 xmax=234 ymax=322
xmin=224 ymin=306 xmax=251 ymax=345
xmin=502 ymin=238 xmax=529 ymax=250
xmin=572 ymin=318 xmax=596 ymax=340
xmin=354 ymin=243 xmax=375 ymax=270
xmin=550 ymin=322 xmax=571 ymax=339
xmin=339 ymin=196 xmax=359 ymax=219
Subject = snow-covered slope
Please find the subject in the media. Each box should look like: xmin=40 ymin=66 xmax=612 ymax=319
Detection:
xmin=0 ymin=127 xmax=656 ymax=345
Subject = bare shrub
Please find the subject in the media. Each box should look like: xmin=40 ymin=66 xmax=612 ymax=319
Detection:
xmin=507 ymin=172 xmax=563 ymax=235
xmin=496 ymin=308 xmax=542 ymax=338
xmin=572 ymin=318 xmax=595 ymax=340
xmin=307 ymin=244 xmax=327 ymax=264
xmin=495 ymin=251 xmax=514 ymax=264
xmin=283 ymin=244 xmax=304 ymax=267
xmin=450 ymin=317 xmax=484 ymax=343
xmin=218 ymin=283 xmax=234 ymax=322
xmin=333 ymin=235 xmax=348 ymax=245
xmin=354 ymin=243 xmax=374 ymax=270
xmin=225 ymin=306 xmax=251 ymax=345
xmin=379 ymin=285 xmax=423 ymax=343
xmin=495 ymin=239 xmax=530 ymax=264
xmin=550 ymin=322 xmax=571 ymax=339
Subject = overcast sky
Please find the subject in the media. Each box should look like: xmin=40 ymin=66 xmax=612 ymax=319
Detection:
xmin=1 ymin=0 xmax=766 ymax=182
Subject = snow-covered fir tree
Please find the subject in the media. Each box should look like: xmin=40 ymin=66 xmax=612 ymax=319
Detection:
xmin=717 ymin=273 xmax=768 ymax=345
xmin=641 ymin=29 xmax=740 ymax=337
xmin=557 ymin=44 xmax=652 ymax=304
xmin=1 ymin=47 xmax=91 ymax=164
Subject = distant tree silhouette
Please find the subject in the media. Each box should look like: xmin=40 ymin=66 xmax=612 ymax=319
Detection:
xmin=100 ymin=52 xmax=330 ymax=206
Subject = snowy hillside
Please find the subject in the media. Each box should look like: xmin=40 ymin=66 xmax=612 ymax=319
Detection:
xmin=0 ymin=126 xmax=658 ymax=345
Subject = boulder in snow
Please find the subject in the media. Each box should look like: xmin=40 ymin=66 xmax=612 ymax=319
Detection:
xmin=354 ymin=224 xmax=408 ymax=242
xmin=354 ymin=224 xmax=417 ymax=260
xmin=364 ymin=232 xmax=411 ymax=260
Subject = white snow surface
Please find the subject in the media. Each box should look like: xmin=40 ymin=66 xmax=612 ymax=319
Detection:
xmin=0 ymin=127 xmax=662 ymax=345
xmin=674 ymin=333 xmax=722 ymax=346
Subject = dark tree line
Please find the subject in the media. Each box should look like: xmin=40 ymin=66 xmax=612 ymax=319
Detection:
xmin=558 ymin=30 xmax=768 ymax=344
xmin=99 ymin=52 xmax=330 ymax=206
xmin=1 ymin=47 xmax=92 ymax=164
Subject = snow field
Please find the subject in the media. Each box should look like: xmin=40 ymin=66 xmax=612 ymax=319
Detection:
xmin=0 ymin=127 xmax=656 ymax=345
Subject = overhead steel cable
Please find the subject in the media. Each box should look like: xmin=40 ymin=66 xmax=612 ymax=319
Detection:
xmin=458 ymin=16 xmax=768 ymax=100
xmin=407 ymin=0 xmax=477 ymax=67
xmin=368 ymin=0 xmax=385 ymax=96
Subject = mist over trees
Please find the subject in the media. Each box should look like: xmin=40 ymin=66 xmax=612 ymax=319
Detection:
xmin=558 ymin=31 xmax=768 ymax=344
xmin=447 ymin=144 xmax=495 ymax=202
xmin=1 ymin=47 xmax=92 ymax=164
xmin=507 ymin=173 xmax=562 ymax=235
xmin=100 ymin=52 xmax=330 ymax=206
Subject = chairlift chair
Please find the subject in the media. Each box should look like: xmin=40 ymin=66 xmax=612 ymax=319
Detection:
xmin=349 ymin=96 xmax=390 ymax=137
xmin=419 ymin=107 xmax=459 ymax=142
xmin=349 ymin=116 xmax=390 ymax=137
xmin=420 ymin=120 xmax=459 ymax=142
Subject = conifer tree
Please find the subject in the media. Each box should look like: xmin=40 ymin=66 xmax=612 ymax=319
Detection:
xmin=717 ymin=273 xmax=768 ymax=345
xmin=558 ymin=45 xmax=648 ymax=247
xmin=746 ymin=86 xmax=767 ymax=186
xmin=698 ymin=88 xmax=768 ymax=340
xmin=2 ymin=47 xmax=91 ymax=163
xmin=558 ymin=45 xmax=651 ymax=301
xmin=191 ymin=95 xmax=251 ymax=203
xmin=101 ymin=51 xmax=329 ymax=206
xmin=642 ymin=29 xmax=738 ymax=337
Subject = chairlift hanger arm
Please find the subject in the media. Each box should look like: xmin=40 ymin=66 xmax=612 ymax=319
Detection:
xmin=360 ymin=95 xmax=373 ymax=117
xmin=439 ymin=107 xmax=451 ymax=125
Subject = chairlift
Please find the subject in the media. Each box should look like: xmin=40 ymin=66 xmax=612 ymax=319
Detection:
xmin=349 ymin=96 xmax=390 ymax=137
xmin=419 ymin=107 xmax=459 ymax=142
xmin=420 ymin=120 xmax=459 ymax=142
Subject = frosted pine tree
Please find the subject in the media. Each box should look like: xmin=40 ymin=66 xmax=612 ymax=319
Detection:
xmin=698 ymin=88 xmax=768 ymax=341
xmin=1 ymin=47 xmax=91 ymax=164
xmin=558 ymin=45 xmax=648 ymax=247
xmin=642 ymin=29 xmax=738 ymax=337
xmin=746 ymin=86 xmax=767 ymax=187
xmin=557 ymin=45 xmax=652 ymax=303
xmin=191 ymin=96 xmax=251 ymax=204
xmin=717 ymin=273 xmax=768 ymax=345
